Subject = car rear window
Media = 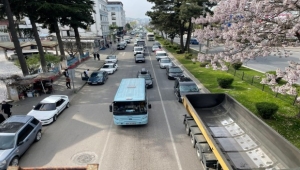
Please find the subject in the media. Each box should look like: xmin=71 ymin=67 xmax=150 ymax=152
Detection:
xmin=34 ymin=103 xmax=56 ymax=111
xmin=169 ymin=68 xmax=183 ymax=73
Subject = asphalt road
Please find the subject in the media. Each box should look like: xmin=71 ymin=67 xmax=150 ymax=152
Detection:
xmin=19 ymin=39 xmax=204 ymax=170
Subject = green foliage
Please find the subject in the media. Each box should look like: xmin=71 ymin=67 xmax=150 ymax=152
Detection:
xmin=176 ymin=49 xmax=182 ymax=54
xmin=184 ymin=52 xmax=193 ymax=59
xmin=125 ymin=23 xmax=131 ymax=30
xmin=217 ymin=77 xmax=234 ymax=88
xmin=200 ymin=62 xmax=209 ymax=67
xmin=14 ymin=54 xmax=60 ymax=74
xmin=256 ymin=102 xmax=279 ymax=119
xmin=231 ymin=62 xmax=243 ymax=70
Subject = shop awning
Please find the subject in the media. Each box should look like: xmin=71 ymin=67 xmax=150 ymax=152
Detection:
xmin=0 ymin=41 xmax=58 ymax=50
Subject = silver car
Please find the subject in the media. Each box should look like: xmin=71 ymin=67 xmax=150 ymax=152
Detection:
xmin=0 ymin=115 xmax=42 ymax=169
xmin=159 ymin=58 xmax=173 ymax=68
xmin=135 ymin=54 xmax=145 ymax=63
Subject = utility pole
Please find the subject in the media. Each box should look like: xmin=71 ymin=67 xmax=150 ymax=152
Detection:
xmin=3 ymin=0 xmax=29 ymax=76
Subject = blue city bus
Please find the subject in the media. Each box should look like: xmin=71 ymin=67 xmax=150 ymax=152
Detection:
xmin=109 ymin=78 xmax=151 ymax=125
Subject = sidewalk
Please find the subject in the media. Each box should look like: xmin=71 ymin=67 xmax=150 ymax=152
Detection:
xmin=10 ymin=49 xmax=113 ymax=115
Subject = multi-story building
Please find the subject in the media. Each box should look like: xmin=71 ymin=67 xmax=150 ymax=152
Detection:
xmin=90 ymin=0 xmax=110 ymax=46
xmin=107 ymin=1 xmax=126 ymax=35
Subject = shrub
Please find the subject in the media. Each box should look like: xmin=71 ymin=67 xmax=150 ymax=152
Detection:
xmin=200 ymin=62 xmax=209 ymax=67
xmin=172 ymin=46 xmax=178 ymax=50
xmin=184 ymin=52 xmax=193 ymax=59
xmin=231 ymin=62 xmax=243 ymax=70
xmin=255 ymin=102 xmax=279 ymax=119
xmin=217 ymin=77 xmax=234 ymax=88
xmin=176 ymin=50 xmax=182 ymax=54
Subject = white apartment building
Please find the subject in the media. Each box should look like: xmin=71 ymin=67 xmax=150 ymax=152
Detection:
xmin=107 ymin=1 xmax=126 ymax=28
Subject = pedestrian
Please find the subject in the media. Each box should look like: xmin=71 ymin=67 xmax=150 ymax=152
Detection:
xmin=1 ymin=101 xmax=12 ymax=118
xmin=0 ymin=113 xmax=5 ymax=123
xmin=93 ymin=52 xmax=97 ymax=60
xmin=66 ymin=77 xmax=71 ymax=89
xmin=106 ymin=44 xmax=109 ymax=48
xmin=97 ymin=53 xmax=100 ymax=60
xmin=83 ymin=69 xmax=90 ymax=78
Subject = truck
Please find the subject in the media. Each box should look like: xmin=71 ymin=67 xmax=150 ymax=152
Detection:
xmin=146 ymin=32 xmax=155 ymax=41
xmin=183 ymin=93 xmax=300 ymax=170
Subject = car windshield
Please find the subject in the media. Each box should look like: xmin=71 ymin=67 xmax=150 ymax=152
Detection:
xmin=135 ymin=48 xmax=143 ymax=51
xmin=169 ymin=68 xmax=183 ymax=73
xmin=180 ymin=84 xmax=199 ymax=92
xmin=0 ymin=135 xmax=15 ymax=150
xmin=113 ymin=101 xmax=147 ymax=115
xmin=154 ymin=43 xmax=161 ymax=46
xmin=136 ymin=55 xmax=144 ymax=58
xmin=157 ymin=53 xmax=167 ymax=56
xmin=161 ymin=59 xmax=171 ymax=63
xmin=107 ymin=56 xmax=116 ymax=59
xmin=34 ymin=103 xmax=56 ymax=111
xmin=91 ymin=73 xmax=103 ymax=78
xmin=152 ymin=46 xmax=159 ymax=48
xmin=138 ymin=74 xmax=151 ymax=80
xmin=103 ymin=65 xmax=113 ymax=68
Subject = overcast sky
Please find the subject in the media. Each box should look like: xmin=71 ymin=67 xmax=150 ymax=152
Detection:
xmin=118 ymin=0 xmax=154 ymax=18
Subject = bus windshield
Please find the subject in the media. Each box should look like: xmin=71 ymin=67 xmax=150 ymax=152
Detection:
xmin=113 ymin=101 xmax=147 ymax=115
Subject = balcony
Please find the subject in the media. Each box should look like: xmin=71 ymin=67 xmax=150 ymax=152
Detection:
xmin=112 ymin=17 xmax=116 ymax=20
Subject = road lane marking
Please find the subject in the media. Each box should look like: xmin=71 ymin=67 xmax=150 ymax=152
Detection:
xmin=146 ymin=41 xmax=183 ymax=170
xmin=122 ymin=52 xmax=125 ymax=56
xmin=98 ymin=120 xmax=113 ymax=170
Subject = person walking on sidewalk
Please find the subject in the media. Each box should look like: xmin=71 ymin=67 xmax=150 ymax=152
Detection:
xmin=93 ymin=52 xmax=97 ymax=60
xmin=1 ymin=101 xmax=12 ymax=118
xmin=83 ymin=69 xmax=90 ymax=78
xmin=97 ymin=53 xmax=100 ymax=60
xmin=66 ymin=77 xmax=71 ymax=89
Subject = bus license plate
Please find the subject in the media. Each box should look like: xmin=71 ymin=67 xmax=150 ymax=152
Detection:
xmin=127 ymin=123 xmax=136 ymax=125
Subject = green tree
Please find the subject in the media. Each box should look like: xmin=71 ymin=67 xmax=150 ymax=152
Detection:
xmin=125 ymin=23 xmax=131 ymax=30
xmin=1 ymin=0 xmax=29 ymax=76
xmin=60 ymin=0 xmax=95 ymax=57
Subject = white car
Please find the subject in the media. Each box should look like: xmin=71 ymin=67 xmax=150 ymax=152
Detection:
xmin=100 ymin=63 xmax=118 ymax=74
xmin=152 ymin=45 xmax=161 ymax=52
xmin=159 ymin=58 xmax=173 ymax=68
xmin=155 ymin=50 xmax=168 ymax=61
xmin=134 ymin=46 xmax=144 ymax=56
xmin=27 ymin=95 xmax=70 ymax=125
xmin=105 ymin=55 xmax=118 ymax=63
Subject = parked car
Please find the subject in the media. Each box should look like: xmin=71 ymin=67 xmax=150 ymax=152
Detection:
xmin=0 ymin=115 xmax=42 ymax=169
xmin=137 ymin=68 xmax=153 ymax=88
xmin=117 ymin=43 xmax=126 ymax=50
xmin=27 ymin=95 xmax=70 ymax=125
xmin=121 ymin=41 xmax=127 ymax=47
xmin=105 ymin=55 xmax=118 ymax=63
xmin=152 ymin=45 xmax=161 ymax=52
xmin=135 ymin=54 xmax=145 ymax=63
xmin=159 ymin=58 xmax=173 ymax=68
xmin=174 ymin=77 xmax=200 ymax=102
xmin=155 ymin=50 xmax=168 ymax=61
xmin=166 ymin=66 xmax=184 ymax=80
xmin=100 ymin=63 xmax=118 ymax=74
xmin=190 ymin=38 xmax=199 ymax=45
xmin=87 ymin=71 xmax=108 ymax=85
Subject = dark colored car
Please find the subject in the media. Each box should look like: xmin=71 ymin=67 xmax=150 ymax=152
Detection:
xmin=190 ymin=38 xmax=199 ymax=45
xmin=174 ymin=77 xmax=200 ymax=102
xmin=153 ymin=41 xmax=161 ymax=48
xmin=0 ymin=115 xmax=42 ymax=169
xmin=166 ymin=66 xmax=184 ymax=80
xmin=87 ymin=71 xmax=108 ymax=85
xmin=135 ymin=54 xmax=145 ymax=63
xmin=137 ymin=68 xmax=153 ymax=88
xmin=117 ymin=42 xmax=126 ymax=50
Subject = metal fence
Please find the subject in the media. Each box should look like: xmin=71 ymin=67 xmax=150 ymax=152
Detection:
xmin=227 ymin=66 xmax=298 ymax=105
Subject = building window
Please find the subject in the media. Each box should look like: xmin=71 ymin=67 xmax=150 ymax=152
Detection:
xmin=111 ymin=12 xmax=116 ymax=15
xmin=112 ymin=22 xmax=116 ymax=25
xmin=0 ymin=35 xmax=10 ymax=42
xmin=0 ymin=25 xmax=8 ymax=33
xmin=112 ymin=7 xmax=115 ymax=10
xmin=112 ymin=17 xmax=116 ymax=20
